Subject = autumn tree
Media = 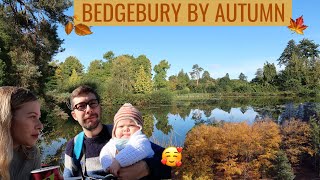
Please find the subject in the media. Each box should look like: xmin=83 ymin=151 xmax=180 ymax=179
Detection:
xmin=133 ymin=55 xmax=152 ymax=80
xmin=68 ymin=69 xmax=80 ymax=87
xmin=281 ymin=119 xmax=314 ymax=166
xmin=168 ymin=75 xmax=177 ymax=91
xmin=134 ymin=65 xmax=153 ymax=93
xmin=132 ymin=55 xmax=153 ymax=93
xmin=181 ymin=121 xmax=281 ymax=179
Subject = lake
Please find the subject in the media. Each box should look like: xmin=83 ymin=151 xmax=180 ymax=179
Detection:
xmin=39 ymin=96 xmax=320 ymax=167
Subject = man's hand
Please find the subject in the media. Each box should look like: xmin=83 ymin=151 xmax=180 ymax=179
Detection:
xmin=118 ymin=160 xmax=149 ymax=180
xmin=109 ymin=160 xmax=121 ymax=177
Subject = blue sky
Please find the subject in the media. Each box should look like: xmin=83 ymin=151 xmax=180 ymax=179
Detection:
xmin=54 ymin=0 xmax=320 ymax=80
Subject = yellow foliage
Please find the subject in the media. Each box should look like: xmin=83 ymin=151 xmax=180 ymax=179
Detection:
xmin=281 ymin=119 xmax=314 ymax=166
xmin=179 ymin=120 xmax=281 ymax=179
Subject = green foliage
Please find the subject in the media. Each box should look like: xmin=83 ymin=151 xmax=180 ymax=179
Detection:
xmin=177 ymin=69 xmax=190 ymax=90
xmin=133 ymin=55 xmax=152 ymax=81
xmin=0 ymin=60 xmax=6 ymax=85
xmin=153 ymin=60 xmax=170 ymax=90
xmin=297 ymin=39 xmax=320 ymax=60
xmin=176 ymin=87 xmax=190 ymax=95
xmin=0 ymin=0 xmax=71 ymax=92
xmin=189 ymin=64 xmax=204 ymax=86
xmin=238 ymin=72 xmax=247 ymax=81
xmin=86 ymin=60 xmax=107 ymax=82
xmin=103 ymin=51 xmax=115 ymax=61
xmin=263 ymin=61 xmax=277 ymax=85
xmin=270 ymin=150 xmax=295 ymax=180
xmin=111 ymin=55 xmax=134 ymax=93
xmin=60 ymin=56 xmax=84 ymax=78
xmin=150 ymin=90 xmax=173 ymax=104
xmin=278 ymin=40 xmax=298 ymax=67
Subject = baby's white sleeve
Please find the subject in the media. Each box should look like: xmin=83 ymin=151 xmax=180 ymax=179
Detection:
xmin=99 ymin=139 xmax=117 ymax=170
xmin=115 ymin=132 xmax=154 ymax=167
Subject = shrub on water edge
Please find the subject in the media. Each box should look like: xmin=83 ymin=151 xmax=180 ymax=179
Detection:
xmin=105 ymin=90 xmax=173 ymax=106
xmin=150 ymin=90 xmax=173 ymax=104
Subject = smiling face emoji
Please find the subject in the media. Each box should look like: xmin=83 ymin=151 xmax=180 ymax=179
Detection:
xmin=161 ymin=147 xmax=182 ymax=167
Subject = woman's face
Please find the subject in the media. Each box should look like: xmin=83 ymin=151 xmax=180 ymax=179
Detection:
xmin=11 ymin=100 xmax=43 ymax=148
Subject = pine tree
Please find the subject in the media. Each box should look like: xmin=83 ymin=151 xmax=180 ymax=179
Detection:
xmin=272 ymin=150 xmax=295 ymax=180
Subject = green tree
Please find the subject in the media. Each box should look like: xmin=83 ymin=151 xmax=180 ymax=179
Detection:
xmin=278 ymin=40 xmax=298 ymax=67
xmin=238 ymin=72 xmax=247 ymax=81
xmin=271 ymin=150 xmax=295 ymax=180
xmin=310 ymin=117 xmax=320 ymax=176
xmin=111 ymin=55 xmax=134 ymax=93
xmin=86 ymin=60 xmax=107 ymax=82
xmin=251 ymin=68 xmax=263 ymax=84
xmin=278 ymin=53 xmax=305 ymax=91
xmin=0 ymin=60 xmax=6 ymax=85
xmin=0 ymin=0 xmax=72 ymax=93
xmin=60 ymin=56 xmax=84 ymax=78
xmin=189 ymin=64 xmax=204 ymax=86
xmin=103 ymin=51 xmax=115 ymax=61
xmin=217 ymin=73 xmax=231 ymax=92
xmin=133 ymin=55 xmax=152 ymax=78
xmin=153 ymin=60 xmax=170 ymax=90
xmin=200 ymin=70 xmax=215 ymax=93
xmin=263 ymin=61 xmax=277 ymax=85
xmin=176 ymin=69 xmax=189 ymax=90
xmin=134 ymin=65 xmax=153 ymax=94
xmin=201 ymin=70 xmax=213 ymax=82
xmin=297 ymin=39 xmax=320 ymax=60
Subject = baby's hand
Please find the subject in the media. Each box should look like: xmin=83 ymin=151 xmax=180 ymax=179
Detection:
xmin=109 ymin=159 xmax=121 ymax=177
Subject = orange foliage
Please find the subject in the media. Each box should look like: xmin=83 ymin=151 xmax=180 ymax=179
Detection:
xmin=180 ymin=120 xmax=281 ymax=179
xmin=281 ymin=119 xmax=314 ymax=166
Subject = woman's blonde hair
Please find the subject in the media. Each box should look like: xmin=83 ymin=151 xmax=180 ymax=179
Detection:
xmin=0 ymin=86 xmax=38 ymax=180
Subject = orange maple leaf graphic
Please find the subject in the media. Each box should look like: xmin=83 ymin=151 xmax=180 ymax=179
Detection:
xmin=74 ymin=24 xmax=93 ymax=36
xmin=288 ymin=16 xmax=308 ymax=35
xmin=65 ymin=22 xmax=73 ymax=35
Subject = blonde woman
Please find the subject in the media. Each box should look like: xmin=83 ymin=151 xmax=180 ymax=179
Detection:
xmin=0 ymin=86 xmax=43 ymax=180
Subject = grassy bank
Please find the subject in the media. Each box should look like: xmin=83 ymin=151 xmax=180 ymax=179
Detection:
xmin=174 ymin=91 xmax=320 ymax=101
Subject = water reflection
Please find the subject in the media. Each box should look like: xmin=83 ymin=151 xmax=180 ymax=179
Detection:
xmin=39 ymin=98 xmax=320 ymax=167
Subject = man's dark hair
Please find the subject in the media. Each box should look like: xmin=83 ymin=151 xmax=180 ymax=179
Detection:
xmin=69 ymin=85 xmax=100 ymax=109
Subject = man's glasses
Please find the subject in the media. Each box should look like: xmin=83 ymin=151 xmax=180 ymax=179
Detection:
xmin=73 ymin=99 xmax=99 ymax=111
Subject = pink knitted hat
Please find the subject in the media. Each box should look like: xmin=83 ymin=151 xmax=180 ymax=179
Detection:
xmin=112 ymin=103 xmax=143 ymax=137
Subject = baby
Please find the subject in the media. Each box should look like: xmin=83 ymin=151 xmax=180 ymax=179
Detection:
xmin=99 ymin=103 xmax=154 ymax=176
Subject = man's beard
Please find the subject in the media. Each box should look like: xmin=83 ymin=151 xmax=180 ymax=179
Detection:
xmin=83 ymin=119 xmax=100 ymax=131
